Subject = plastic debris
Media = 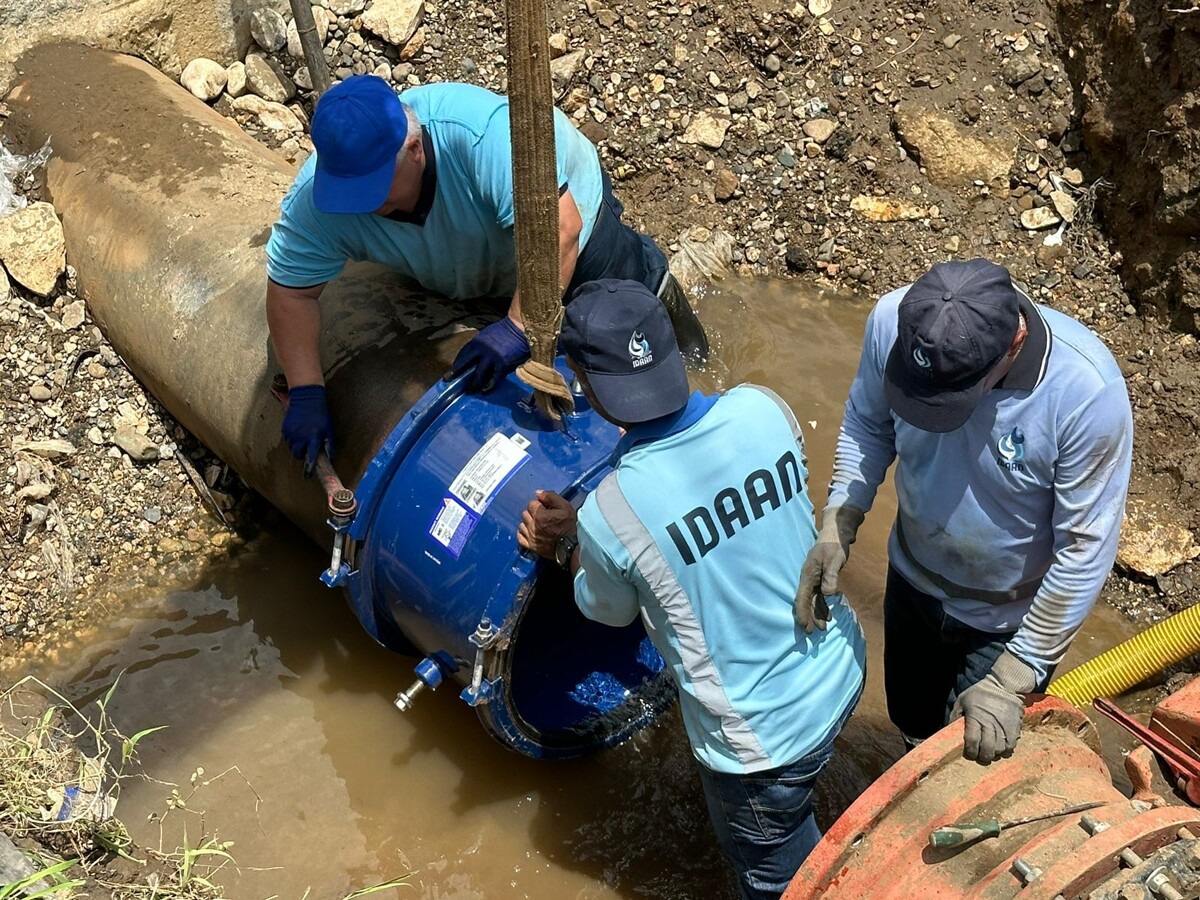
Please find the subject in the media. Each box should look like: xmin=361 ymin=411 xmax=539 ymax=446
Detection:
xmin=42 ymin=755 xmax=116 ymax=823
xmin=636 ymin=636 xmax=665 ymax=673
xmin=569 ymin=672 xmax=632 ymax=713
xmin=0 ymin=137 xmax=52 ymax=218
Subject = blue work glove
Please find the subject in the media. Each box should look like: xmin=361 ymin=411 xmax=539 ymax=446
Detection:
xmin=282 ymin=383 xmax=334 ymax=474
xmin=450 ymin=317 xmax=530 ymax=393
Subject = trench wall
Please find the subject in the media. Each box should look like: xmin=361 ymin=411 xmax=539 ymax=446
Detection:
xmin=1055 ymin=0 xmax=1200 ymax=331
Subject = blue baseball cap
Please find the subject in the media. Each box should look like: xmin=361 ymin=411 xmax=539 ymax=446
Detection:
xmin=310 ymin=75 xmax=408 ymax=214
xmin=884 ymin=259 xmax=1022 ymax=433
xmin=561 ymin=279 xmax=689 ymax=424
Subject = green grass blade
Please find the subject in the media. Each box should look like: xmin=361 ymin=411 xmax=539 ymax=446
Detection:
xmin=342 ymin=875 xmax=413 ymax=898
xmin=121 ymin=724 xmax=169 ymax=765
xmin=0 ymin=859 xmax=84 ymax=899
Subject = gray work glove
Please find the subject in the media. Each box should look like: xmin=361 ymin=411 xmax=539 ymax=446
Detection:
xmin=951 ymin=650 xmax=1038 ymax=765
xmin=795 ymin=505 xmax=866 ymax=634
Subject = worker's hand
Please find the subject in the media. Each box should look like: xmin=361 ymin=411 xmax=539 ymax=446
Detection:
xmin=450 ymin=317 xmax=530 ymax=393
xmin=795 ymin=505 xmax=865 ymax=634
xmin=517 ymin=490 xmax=578 ymax=560
xmin=281 ymin=384 xmax=334 ymax=473
xmin=951 ymin=650 xmax=1038 ymax=765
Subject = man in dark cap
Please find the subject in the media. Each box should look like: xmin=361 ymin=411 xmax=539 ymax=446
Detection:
xmin=518 ymin=279 xmax=865 ymax=899
xmin=264 ymin=75 xmax=707 ymax=469
xmin=796 ymin=259 xmax=1132 ymax=764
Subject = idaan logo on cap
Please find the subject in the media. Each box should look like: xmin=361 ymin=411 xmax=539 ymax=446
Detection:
xmin=629 ymin=331 xmax=653 ymax=368
xmin=913 ymin=347 xmax=932 ymax=370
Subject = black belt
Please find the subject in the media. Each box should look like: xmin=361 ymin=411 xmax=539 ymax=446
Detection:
xmin=894 ymin=517 xmax=1043 ymax=605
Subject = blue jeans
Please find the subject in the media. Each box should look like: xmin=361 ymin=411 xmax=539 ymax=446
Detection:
xmin=696 ymin=696 xmax=859 ymax=900
xmin=883 ymin=566 xmax=1054 ymax=742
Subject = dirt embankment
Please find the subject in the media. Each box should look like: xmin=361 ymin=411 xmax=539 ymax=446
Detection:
xmin=1055 ymin=0 xmax=1200 ymax=334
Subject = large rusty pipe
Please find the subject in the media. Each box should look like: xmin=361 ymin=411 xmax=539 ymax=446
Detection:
xmin=4 ymin=43 xmax=465 ymax=545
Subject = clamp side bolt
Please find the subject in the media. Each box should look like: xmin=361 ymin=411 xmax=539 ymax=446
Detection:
xmin=1146 ymin=867 xmax=1184 ymax=900
xmin=1013 ymin=857 xmax=1043 ymax=885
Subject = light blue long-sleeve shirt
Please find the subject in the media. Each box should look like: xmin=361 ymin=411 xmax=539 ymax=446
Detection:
xmin=575 ymin=388 xmax=867 ymax=775
xmin=827 ymin=287 xmax=1132 ymax=681
xmin=265 ymin=82 xmax=603 ymax=297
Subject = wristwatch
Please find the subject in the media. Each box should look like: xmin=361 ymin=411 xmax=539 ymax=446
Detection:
xmin=554 ymin=533 xmax=580 ymax=570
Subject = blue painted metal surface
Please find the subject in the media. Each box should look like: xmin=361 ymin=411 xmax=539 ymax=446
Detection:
xmin=337 ymin=359 xmax=674 ymax=759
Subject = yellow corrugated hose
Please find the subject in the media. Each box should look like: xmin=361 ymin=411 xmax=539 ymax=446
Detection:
xmin=1047 ymin=603 xmax=1200 ymax=706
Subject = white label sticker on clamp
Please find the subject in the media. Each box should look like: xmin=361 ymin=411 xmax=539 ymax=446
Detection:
xmin=449 ymin=433 xmax=531 ymax=514
xmin=429 ymin=496 xmax=479 ymax=559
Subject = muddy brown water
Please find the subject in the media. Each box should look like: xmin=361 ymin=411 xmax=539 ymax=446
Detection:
xmin=19 ymin=280 xmax=1143 ymax=898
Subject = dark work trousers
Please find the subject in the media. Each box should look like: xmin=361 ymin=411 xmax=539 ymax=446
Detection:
xmin=883 ymin=565 xmax=1054 ymax=742
xmin=565 ymin=172 xmax=709 ymax=360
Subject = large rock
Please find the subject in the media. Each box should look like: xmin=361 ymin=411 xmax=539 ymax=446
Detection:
xmin=361 ymin=0 xmax=425 ymax=47
xmin=802 ymin=118 xmax=837 ymax=144
xmin=1118 ymin=496 xmax=1200 ymax=577
xmin=231 ymin=94 xmax=303 ymax=132
xmin=287 ymin=11 xmax=332 ymax=59
xmin=681 ymin=111 xmax=730 ymax=150
xmin=1002 ymin=52 xmax=1042 ymax=86
xmin=113 ymin=426 xmax=159 ymax=462
xmin=225 ymin=60 xmax=247 ymax=98
xmin=893 ymin=102 xmax=1015 ymax=187
xmin=0 ymin=832 xmax=47 ymax=894
xmin=850 ymin=195 xmax=927 ymax=222
xmin=550 ymin=49 xmax=585 ymax=93
xmin=180 ymin=57 xmax=226 ymax=100
xmin=0 ymin=201 xmax=66 ymax=295
xmin=1020 ymin=206 xmax=1062 ymax=230
xmin=250 ymin=7 xmax=287 ymax=52
xmin=245 ymin=53 xmax=295 ymax=103
xmin=0 ymin=0 xmax=294 ymax=87
xmin=327 ymin=0 xmax=366 ymax=14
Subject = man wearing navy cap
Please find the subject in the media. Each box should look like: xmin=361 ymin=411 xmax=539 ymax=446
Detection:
xmin=264 ymin=75 xmax=707 ymax=468
xmin=797 ymin=258 xmax=1132 ymax=764
xmin=517 ymin=279 xmax=866 ymax=899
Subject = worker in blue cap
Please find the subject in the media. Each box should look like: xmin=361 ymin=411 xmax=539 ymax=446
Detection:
xmin=797 ymin=258 xmax=1132 ymax=765
xmin=517 ymin=279 xmax=866 ymax=900
xmin=265 ymin=75 xmax=708 ymax=468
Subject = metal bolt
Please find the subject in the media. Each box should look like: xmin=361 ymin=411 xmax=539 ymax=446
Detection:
xmin=1146 ymin=867 xmax=1184 ymax=900
xmin=393 ymin=679 xmax=426 ymax=712
xmin=1120 ymin=848 xmax=1145 ymax=869
xmin=471 ymin=616 xmax=496 ymax=647
xmin=1081 ymin=812 xmax=1110 ymax=835
xmin=1013 ymin=857 xmax=1043 ymax=885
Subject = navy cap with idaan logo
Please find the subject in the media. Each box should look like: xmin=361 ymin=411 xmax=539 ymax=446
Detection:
xmin=561 ymin=279 xmax=689 ymax=424
xmin=884 ymin=259 xmax=1022 ymax=433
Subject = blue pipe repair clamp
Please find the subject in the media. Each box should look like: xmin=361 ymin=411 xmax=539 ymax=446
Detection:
xmin=325 ymin=360 xmax=676 ymax=759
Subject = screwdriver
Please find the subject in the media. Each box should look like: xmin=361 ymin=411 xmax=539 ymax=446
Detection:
xmin=928 ymin=801 xmax=1106 ymax=848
